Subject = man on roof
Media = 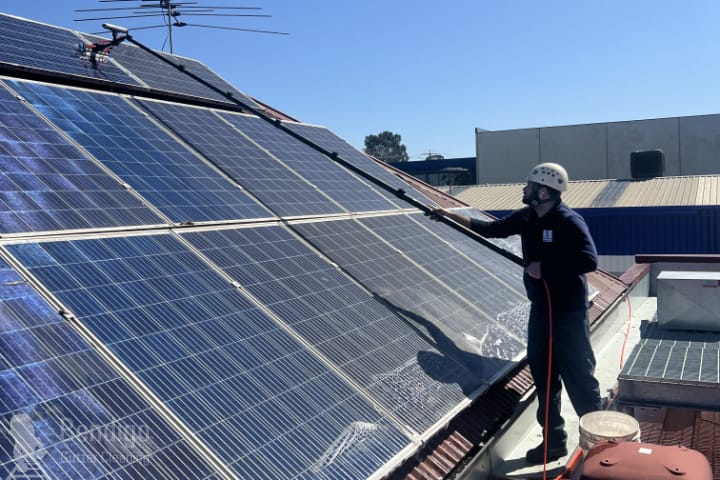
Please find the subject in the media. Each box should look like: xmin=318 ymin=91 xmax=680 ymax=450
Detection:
xmin=431 ymin=162 xmax=601 ymax=465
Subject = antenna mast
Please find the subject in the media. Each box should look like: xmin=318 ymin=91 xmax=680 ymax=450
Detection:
xmin=75 ymin=1 xmax=286 ymax=54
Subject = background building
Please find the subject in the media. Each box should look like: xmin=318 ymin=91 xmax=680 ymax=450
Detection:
xmin=474 ymin=114 xmax=720 ymax=183
xmin=389 ymin=156 xmax=477 ymax=187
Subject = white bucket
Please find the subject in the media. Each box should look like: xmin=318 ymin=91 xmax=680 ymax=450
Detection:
xmin=578 ymin=411 xmax=640 ymax=455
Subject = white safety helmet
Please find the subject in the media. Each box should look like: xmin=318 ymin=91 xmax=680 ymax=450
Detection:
xmin=527 ymin=162 xmax=568 ymax=192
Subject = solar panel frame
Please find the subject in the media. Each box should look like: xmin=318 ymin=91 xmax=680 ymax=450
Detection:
xmin=9 ymin=79 xmax=273 ymax=224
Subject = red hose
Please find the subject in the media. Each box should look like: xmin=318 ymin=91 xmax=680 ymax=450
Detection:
xmin=542 ymin=278 xmax=552 ymax=479
xmin=619 ymin=296 xmax=633 ymax=369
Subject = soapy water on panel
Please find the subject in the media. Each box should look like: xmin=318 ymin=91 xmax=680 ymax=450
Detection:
xmin=371 ymin=359 xmax=446 ymax=406
xmin=496 ymin=302 xmax=531 ymax=339
xmin=311 ymin=421 xmax=379 ymax=473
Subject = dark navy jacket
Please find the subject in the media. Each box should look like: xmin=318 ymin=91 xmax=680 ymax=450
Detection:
xmin=469 ymin=201 xmax=597 ymax=312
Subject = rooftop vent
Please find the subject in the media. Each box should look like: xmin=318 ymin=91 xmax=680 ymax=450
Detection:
xmin=630 ymin=149 xmax=664 ymax=179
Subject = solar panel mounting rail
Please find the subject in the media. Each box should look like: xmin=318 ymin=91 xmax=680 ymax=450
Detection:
xmin=123 ymin=33 xmax=524 ymax=267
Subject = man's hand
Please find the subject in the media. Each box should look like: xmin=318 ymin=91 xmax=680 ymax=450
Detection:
xmin=525 ymin=261 xmax=542 ymax=279
xmin=428 ymin=208 xmax=472 ymax=228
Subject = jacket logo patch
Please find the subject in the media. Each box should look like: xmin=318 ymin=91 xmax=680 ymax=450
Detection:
xmin=543 ymin=229 xmax=553 ymax=242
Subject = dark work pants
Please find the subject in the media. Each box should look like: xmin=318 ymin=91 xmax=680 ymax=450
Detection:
xmin=527 ymin=304 xmax=601 ymax=446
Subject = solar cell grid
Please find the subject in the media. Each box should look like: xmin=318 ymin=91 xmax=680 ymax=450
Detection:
xmin=362 ymin=214 xmax=528 ymax=340
xmin=219 ymin=113 xmax=400 ymax=213
xmin=0 ymin=85 xmax=165 ymax=234
xmin=0 ymin=14 xmax=139 ymax=86
xmin=137 ymin=99 xmax=345 ymax=218
xmin=291 ymin=218 xmax=524 ymax=384
xmin=92 ymin=38 xmax=259 ymax=108
xmin=182 ymin=226 xmax=474 ymax=431
xmin=286 ymin=123 xmax=436 ymax=208
xmin=9 ymin=80 xmax=271 ymax=224
xmin=0 ymin=257 xmax=220 ymax=480
xmin=8 ymin=234 xmax=410 ymax=479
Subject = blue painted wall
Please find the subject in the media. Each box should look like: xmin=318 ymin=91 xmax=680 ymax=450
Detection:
xmin=487 ymin=206 xmax=720 ymax=256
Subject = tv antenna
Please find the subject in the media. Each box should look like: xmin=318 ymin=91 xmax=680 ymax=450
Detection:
xmin=74 ymin=1 xmax=288 ymax=54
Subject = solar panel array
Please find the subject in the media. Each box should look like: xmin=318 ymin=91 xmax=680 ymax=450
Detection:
xmin=0 ymin=83 xmax=165 ymax=234
xmin=136 ymin=99 xmax=346 ymax=218
xmin=0 ymin=13 xmax=259 ymax=109
xmin=86 ymin=38 xmax=260 ymax=108
xmin=181 ymin=225 xmax=475 ymax=432
xmin=291 ymin=218 xmax=525 ymax=381
xmin=0 ymin=256 xmax=221 ymax=480
xmin=284 ymin=123 xmax=435 ymax=207
xmin=0 ymin=12 xmax=533 ymax=480
xmin=0 ymin=14 xmax=139 ymax=86
xmin=9 ymin=80 xmax=271 ymax=224
xmin=218 ymin=113 xmax=400 ymax=214
xmin=359 ymin=214 xmax=528 ymax=341
xmin=8 ymin=235 xmax=409 ymax=479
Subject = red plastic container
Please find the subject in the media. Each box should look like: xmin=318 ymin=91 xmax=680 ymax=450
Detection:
xmin=580 ymin=441 xmax=712 ymax=479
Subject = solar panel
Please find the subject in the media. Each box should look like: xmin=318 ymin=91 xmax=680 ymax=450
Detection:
xmin=0 ymin=256 xmax=221 ymax=480
xmin=84 ymin=36 xmax=259 ymax=108
xmin=285 ymin=123 xmax=437 ymax=207
xmin=361 ymin=213 xmax=529 ymax=341
xmin=218 ymin=113 xmax=401 ymax=213
xmin=291 ymin=218 xmax=525 ymax=384
xmin=182 ymin=225 xmax=476 ymax=432
xmin=9 ymin=80 xmax=272 ymax=224
xmin=0 ymin=14 xmax=139 ymax=86
xmin=7 ymin=234 xmax=410 ymax=479
xmin=136 ymin=99 xmax=347 ymax=218
xmin=0 ymin=84 xmax=165 ymax=234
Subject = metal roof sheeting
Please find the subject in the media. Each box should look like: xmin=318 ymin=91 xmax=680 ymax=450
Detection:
xmin=453 ymin=175 xmax=720 ymax=210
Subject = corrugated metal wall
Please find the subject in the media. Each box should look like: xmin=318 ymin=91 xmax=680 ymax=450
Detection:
xmin=487 ymin=206 xmax=720 ymax=256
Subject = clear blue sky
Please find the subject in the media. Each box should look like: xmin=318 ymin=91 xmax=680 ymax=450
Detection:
xmin=3 ymin=1 xmax=720 ymax=160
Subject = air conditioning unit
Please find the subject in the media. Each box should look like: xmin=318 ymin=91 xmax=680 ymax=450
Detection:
xmin=630 ymin=149 xmax=664 ymax=179
xmin=657 ymin=271 xmax=720 ymax=331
